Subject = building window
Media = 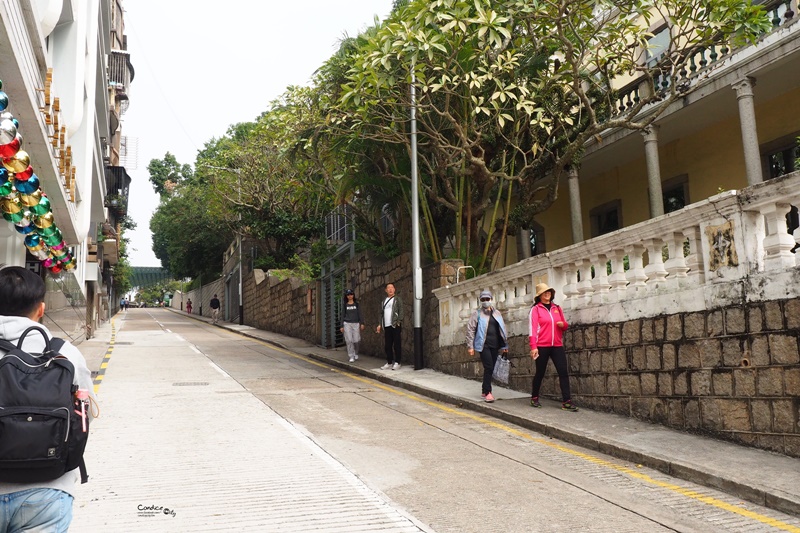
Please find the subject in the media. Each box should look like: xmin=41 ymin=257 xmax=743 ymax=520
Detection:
xmin=662 ymin=174 xmax=689 ymax=214
xmin=765 ymin=143 xmax=800 ymax=179
xmin=590 ymin=200 xmax=622 ymax=237
xmin=646 ymin=26 xmax=670 ymax=67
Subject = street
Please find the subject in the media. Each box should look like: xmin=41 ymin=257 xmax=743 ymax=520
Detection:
xmin=74 ymin=309 xmax=800 ymax=532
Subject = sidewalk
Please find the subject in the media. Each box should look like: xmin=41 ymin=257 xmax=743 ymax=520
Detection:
xmin=71 ymin=314 xmax=429 ymax=532
xmin=179 ymin=310 xmax=800 ymax=518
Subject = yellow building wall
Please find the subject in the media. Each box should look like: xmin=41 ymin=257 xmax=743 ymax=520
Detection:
xmin=492 ymin=85 xmax=800 ymax=266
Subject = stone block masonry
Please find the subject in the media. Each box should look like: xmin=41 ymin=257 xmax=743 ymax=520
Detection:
xmin=566 ymin=298 xmax=800 ymax=457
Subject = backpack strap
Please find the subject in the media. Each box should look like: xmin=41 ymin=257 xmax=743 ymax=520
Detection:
xmin=79 ymin=458 xmax=89 ymax=484
xmin=0 ymin=338 xmax=16 ymax=353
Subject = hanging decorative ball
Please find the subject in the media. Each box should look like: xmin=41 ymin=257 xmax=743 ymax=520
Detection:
xmin=49 ymin=264 xmax=62 ymax=274
xmin=0 ymin=196 xmax=22 ymax=214
xmin=0 ymin=136 xmax=20 ymax=159
xmin=31 ymin=248 xmax=49 ymax=261
xmin=19 ymin=190 xmax=42 ymax=207
xmin=29 ymin=195 xmax=50 ymax=216
xmin=24 ymin=235 xmax=45 ymax=253
xmin=38 ymin=224 xmax=58 ymax=237
xmin=14 ymin=221 xmax=35 ymax=235
xmin=50 ymin=240 xmax=66 ymax=252
xmin=15 ymin=165 xmax=33 ymax=181
xmin=63 ymin=259 xmax=76 ymax=271
xmin=2 ymin=150 xmax=30 ymax=173
xmin=42 ymin=230 xmax=63 ymax=246
xmin=0 ymin=119 xmax=16 ymax=145
xmin=2 ymin=211 xmax=26 ymax=223
xmin=52 ymin=246 xmax=69 ymax=260
xmin=33 ymin=211 xmax=55 ymax=229
xmin=0 ymin=180 xmax=13 ymax=197
xmin=24 ymin=234 xmax=41 ymax=248
xmin=42 ymin=257 xmax=55 ymax=268
xmin=0 ymin=92 xmax=8 ymax=112
xmin=15 ymin=174 xmax=38 ymax=194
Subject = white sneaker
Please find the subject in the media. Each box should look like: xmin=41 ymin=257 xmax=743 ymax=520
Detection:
xmin=349 ymin=357 xmax=355 ymax=363
xmin=354 ymin=354 xmax=359 ymax=360
xmin=392 ymin=363 xmax=401 ymax=370
xmin=380 ymin=363 xmax=392 ymax=370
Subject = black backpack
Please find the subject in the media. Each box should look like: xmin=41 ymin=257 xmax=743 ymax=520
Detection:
xmin=0 ymin=326 xmax=89 ymax=484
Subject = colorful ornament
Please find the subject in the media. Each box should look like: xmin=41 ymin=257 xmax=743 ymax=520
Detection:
xmin=33 ymin=212 xmax=55 ymax=229
xmin=38 ymin=224 xmax=58 ymax=237
xmin=0 ymin=136 xmax=20 ymax=159
xmin=15 ymin=175 xmax=38 ymax=194
xmin=19 ymin=190 xmax=42 ymax=207
xmin=0 ymin=91 xmax=7 ymax=112
xmin=29 ymin=195 xmax=50 ymax=216
xmin=2 ymin=211 xmax=26 ymax=223
xmin=2 ymin=150 xmax=30 ymax=173
xmin=15 ymin=165 xmax=33 ymax=181
xmin=0 ymin=196 xmax=22 ymax=214
xmin=14 ymin=222 xmax=35 ymax=235
xmin=0 ymin=118 xmax=16 ymax=144
xmin=42 ymin=230 xmax=63 ymax=246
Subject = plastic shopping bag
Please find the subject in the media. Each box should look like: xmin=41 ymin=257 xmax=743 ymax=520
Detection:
xmin=493 ymin=354 xmax=511 ymax=384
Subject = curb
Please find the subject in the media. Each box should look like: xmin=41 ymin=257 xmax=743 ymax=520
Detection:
xmin=212 ymin=320 xmax=800 ymax=518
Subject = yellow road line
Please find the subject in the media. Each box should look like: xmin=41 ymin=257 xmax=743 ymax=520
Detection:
xmin=92 ymin=320 xmax=115 ymax=394
xmin=241 ymin=334 xmax=799 ymax=532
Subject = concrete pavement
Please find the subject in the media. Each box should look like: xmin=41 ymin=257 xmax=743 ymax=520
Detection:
xmin=170 ymin=310 xmax=800 ymax=519
xmin=71 ymin=313 xmax=431 ymax=532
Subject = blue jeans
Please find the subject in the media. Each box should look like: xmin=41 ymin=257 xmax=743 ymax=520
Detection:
xmin=0 ymin=488 xmax=73 ymax=533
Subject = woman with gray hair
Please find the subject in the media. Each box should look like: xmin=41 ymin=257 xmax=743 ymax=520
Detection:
xmin=465 ymin=290 xmax=508 ymax=402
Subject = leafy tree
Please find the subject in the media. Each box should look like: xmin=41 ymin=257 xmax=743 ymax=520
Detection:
xmin=147 ymin=152 xmax=194 ymax=198
xmin=196 ymin=114 xmax=335 ymax=271
xmin=148 ymin=153 xmax=231 ymax=280
xmin=336 ymin=0 xmax=770 ymax=270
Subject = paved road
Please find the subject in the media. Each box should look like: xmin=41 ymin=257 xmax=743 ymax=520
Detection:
xmin=75 ymin=310 xmax=800 ymax=532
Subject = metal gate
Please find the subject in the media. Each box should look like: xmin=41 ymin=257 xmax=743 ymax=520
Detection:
xmin=320 ymin=242 xmax=355 ymax=348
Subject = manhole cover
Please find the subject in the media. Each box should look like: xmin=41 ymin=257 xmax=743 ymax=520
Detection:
xmin=172 ymin=382 xmax=209 ymax=387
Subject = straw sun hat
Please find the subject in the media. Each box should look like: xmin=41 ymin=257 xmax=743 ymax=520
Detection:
xmin=534 ymin=283 xmax=555 ymax=299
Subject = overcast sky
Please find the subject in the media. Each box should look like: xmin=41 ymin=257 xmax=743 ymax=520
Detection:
xmin=122 ymin=1 xmax=394 ymax=266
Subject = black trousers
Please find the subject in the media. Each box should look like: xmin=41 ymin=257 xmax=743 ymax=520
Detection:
xmin=479 ymin=345 xmax=499 ymax=394
xmin=383 ymin=325 xmax=402 ymax=364
xmin=531 ymin=346 xmax=572 ymax=402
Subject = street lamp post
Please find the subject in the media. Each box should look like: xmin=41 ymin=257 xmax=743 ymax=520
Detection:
xmin=411 ymin=65 xmax=424 ymax=370
xmin=199 ymin=164 xmax=244 ymax=325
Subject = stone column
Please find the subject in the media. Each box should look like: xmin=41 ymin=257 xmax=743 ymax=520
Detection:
xmin=642 ymin=125 xmax=664 ymax=218
xmin=567 ymin=166 xmax=584 ymax=243
xmin=732 ymin=77 xmax=763 ymax=186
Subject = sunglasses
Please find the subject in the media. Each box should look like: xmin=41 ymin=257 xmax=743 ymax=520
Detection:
xmin=480 ymin=298 xmax=491 ymax=302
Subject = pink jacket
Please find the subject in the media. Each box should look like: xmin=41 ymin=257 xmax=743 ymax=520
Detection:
xmin=529 ymin=303 xmax=569 ymax=350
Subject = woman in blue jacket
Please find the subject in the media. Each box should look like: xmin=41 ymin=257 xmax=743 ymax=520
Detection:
xmin=465 ymin=290 xmax=508 ymax=402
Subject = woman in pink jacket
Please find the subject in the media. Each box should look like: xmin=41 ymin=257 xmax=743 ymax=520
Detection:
xmin=529 ymin=283 xmax=578 ymax=411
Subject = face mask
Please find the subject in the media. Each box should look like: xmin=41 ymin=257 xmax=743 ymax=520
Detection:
xmin=481 ymin=300 xmax=492 ymax=309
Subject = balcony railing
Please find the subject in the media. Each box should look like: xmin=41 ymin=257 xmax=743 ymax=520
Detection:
xmin=433 ymin=172 xmax=800 ymax=347
xmin=612 ymin=0 xmax=797 ymax=118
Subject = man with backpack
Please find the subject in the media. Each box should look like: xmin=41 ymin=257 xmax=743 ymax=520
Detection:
xmin=0 ymin=266 xmax=94 ymax=531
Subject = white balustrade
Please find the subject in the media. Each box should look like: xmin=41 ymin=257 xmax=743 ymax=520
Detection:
xmin=432 ymin=173 xmax=800 ymax=348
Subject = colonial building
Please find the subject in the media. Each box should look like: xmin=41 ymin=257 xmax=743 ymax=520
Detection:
xmin=0 ymin=0 xmax=132 ymax=340
xmin=434 ymin=1 xmax=800 ymax=456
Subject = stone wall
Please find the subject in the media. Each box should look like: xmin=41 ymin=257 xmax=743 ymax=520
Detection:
xmin=245 ymin=271 xmax=319 ymax=344
xmin=561 ymin=298 xmax=799 ymax=457
xmin=340 ymin=253 xmax=459 ymax=365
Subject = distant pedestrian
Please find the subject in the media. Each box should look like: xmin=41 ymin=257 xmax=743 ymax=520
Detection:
xmin=186 ymin=299 xmax=192 ymax=314
xmin=209 ymin=294 xmax=221 ymax=324
xmin=466 ymin=290 xmax=508 ymax=403
xmin=375 ymin=282 xmax=403 ymax=370
xmin=529 ymin=283 xmax=577 ymax=411
xmin=340 ymin=289 xmax=365 ymax=363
